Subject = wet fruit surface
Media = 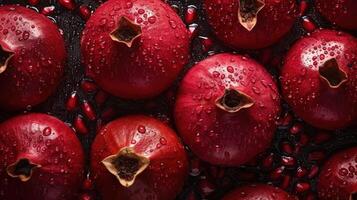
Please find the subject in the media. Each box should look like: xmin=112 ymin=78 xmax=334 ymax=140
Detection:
xmin=0 ymin=5 xmax=66 ymax=110
xmin=317 ymin=147 xmax=357 ymax=200
xmin=0 ymin=113 xmax=84 ymax=200
xmin=175 ymin=53 xmax=281 ymax=166
xmin=91 ymin=115 xmax=188 ymax=200
xmin=0 ymin=0 xmax=356 ymax=200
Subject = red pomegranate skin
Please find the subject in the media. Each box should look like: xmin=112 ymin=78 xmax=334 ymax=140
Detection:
xmin=222 ymin=184 xmax=297 ymax=200
xmin=316 ymin=0 xmax=357 ymax=30
xmin=280 ymin=29 xmax=357 ymax=130
xmin=204 ymin=0 xmax=298 ymax=49
xmin=91 ymin=115 xmax=188 ymax=200
xmin=0 ymin=5 xmax=66 ymax=110
xmin=317 ymin=147 xmax=357 ymax=200
xmin=0 ymin=113 xmax=84 ymax=200
xmin=81 ymin=0 xmax=190 ymax=99
xmin=174 ymin=53 xmax=281 ymax=166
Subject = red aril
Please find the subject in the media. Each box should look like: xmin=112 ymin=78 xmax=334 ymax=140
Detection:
xmin=81 ymin=0 xmax=190 ymax=99
xmin=203 ymin=0 xmax=298 ymax=49
xmin=280 ymin=29 xmax=357 ymax=130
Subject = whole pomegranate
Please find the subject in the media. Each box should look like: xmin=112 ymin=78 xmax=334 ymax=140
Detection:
xmin=317 ymin=147 xmax=357 ymax=200
xmin=0 ymin=5 xmax=66 ymax=110
xmin=222 ymin=184 xmax=297 ymax=200
xmin=91 ymin=115 xmax=188 ymax=200
xmin=0 ymin=113 xmax=84 ymax=200
xmin=174 ymin=53 xmax=281 ymax=166
xmin=81 ymin=0 xmax=190 ymax=99
xmin=204 ymin=0 xmax=298 ymax=49
xmin=316 ymin=0 xmax=357 ymax=30
xmin=280 ymin=29 xmax=357 ymax=130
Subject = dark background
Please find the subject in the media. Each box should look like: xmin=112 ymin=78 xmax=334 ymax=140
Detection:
xmin=0 ymin=0 xmax=356 ymax=199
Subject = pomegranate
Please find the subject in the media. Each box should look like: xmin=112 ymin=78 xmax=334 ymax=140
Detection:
xmin=317 ymin=147 xmax=357 ymax=200
xmin=315 ymin=0 xmax=357 ymax=30
xmin=0 ymin=5 xmax=66 ymax=110
xmin=222 ymin=184 xmax=297 ymax=200
xmin=174 ymin=53 xmax=281 ymax=166
xmin=203 ymin=0 xmax=298 ymax=49
xmin=91 ymin=115 xmax=188 ymax=200
xmin=0 ymin=113 xmax=84 ymax=200
xmin=280 ymin=29 xmax=357 ymax=130
xmin=81 ymin=0 xmax=190 ymax=99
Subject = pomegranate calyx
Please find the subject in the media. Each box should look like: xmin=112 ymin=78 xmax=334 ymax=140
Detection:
xmin=6 ymin=158 xmax=41 ymax=182
xmin=110 ymin=16 xmax=142 ymax=48
xmin=238 ymin=0 xmax=265 ymax=31
xmin=0 ymin=44 xmax=14 ymax=74
xmin=215 ymin=88 xmax=254 ymax=113
xmin=102 ymin=147 xmax=150 ymax=187
xmin=319 ymin=58 xmax=348 ymax=88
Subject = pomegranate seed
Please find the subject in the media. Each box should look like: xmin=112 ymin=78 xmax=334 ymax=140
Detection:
xmin=79 ymin=193 xmax=93 ymax=200
xmin=296 ymin=166 xmax=308 ymax=178
xmin=185 ymin=5 xmax=197 ymax=24
xmin=281 ymin=142 xmax=294 ymax=154
xmin=171 ymin=5 xmax=179 ymax=14
xmin=308 ymin=165 xmax=319 ymax=178
xmin=302 ymin=16 xmax=316 ymax=33
xmin=276 ymin=112 xmax=293 ymax=126
xmin=74 ymin=115 xmax=89 ymax=135
xmin=313 ymin=131 xmax=332 ymax=144
xmin=81 ymin=100 xmax=96 ymax=121
xmin=81 ymin=79 xmax=97 ymax=93
xmin=308 ymin=151 xmax=326 ymax=162
xmin=82 ymin=177 xmax=93 ymax=190
xmin=299 ymin=133 xmax=310 ymax=146
xmin=281 ymin=156 xmax=296 ymax=167
xmin=294 ymin=144 xmax=302 ymax=154
xmin=290 ymin=123 xmax=303 ymax=135
xmin=299 ymin=0 xmax=308 ymax=16
xmin=270 ymin=166 xmax=285 ymax=180
xmin=66 ymin=91 xmax=78 ymax=112
xmin=188 ymin=23 xmax=199 ymax=40
xmin=58 ymin=0 xmax=76 ymax=10
xmin=41 ymin=6 xmax=56 ymax=15
xmin=79 ymin=5 xmax=91 ymax=20
xmin=295 ymin=182 xmax=310 ymax=193
xmin=190 ymin=158 xmax=201 ymax=176
xmin=261 ymin=153 xmax=274 ymax=169
xmin=198 ymin=179 xmax=216 ymax=197
xmin=280 ymin=175 xmax=291 ymax=189
xmin=28 ymin=0 xmax=40 ymax=5
xmin=101 ymin=107 xmax=117 ymax=121
xmin=199 ymin=36 xmax=213 ymax=53
xmin=95 ymin=90 xmax=109 ymax=106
